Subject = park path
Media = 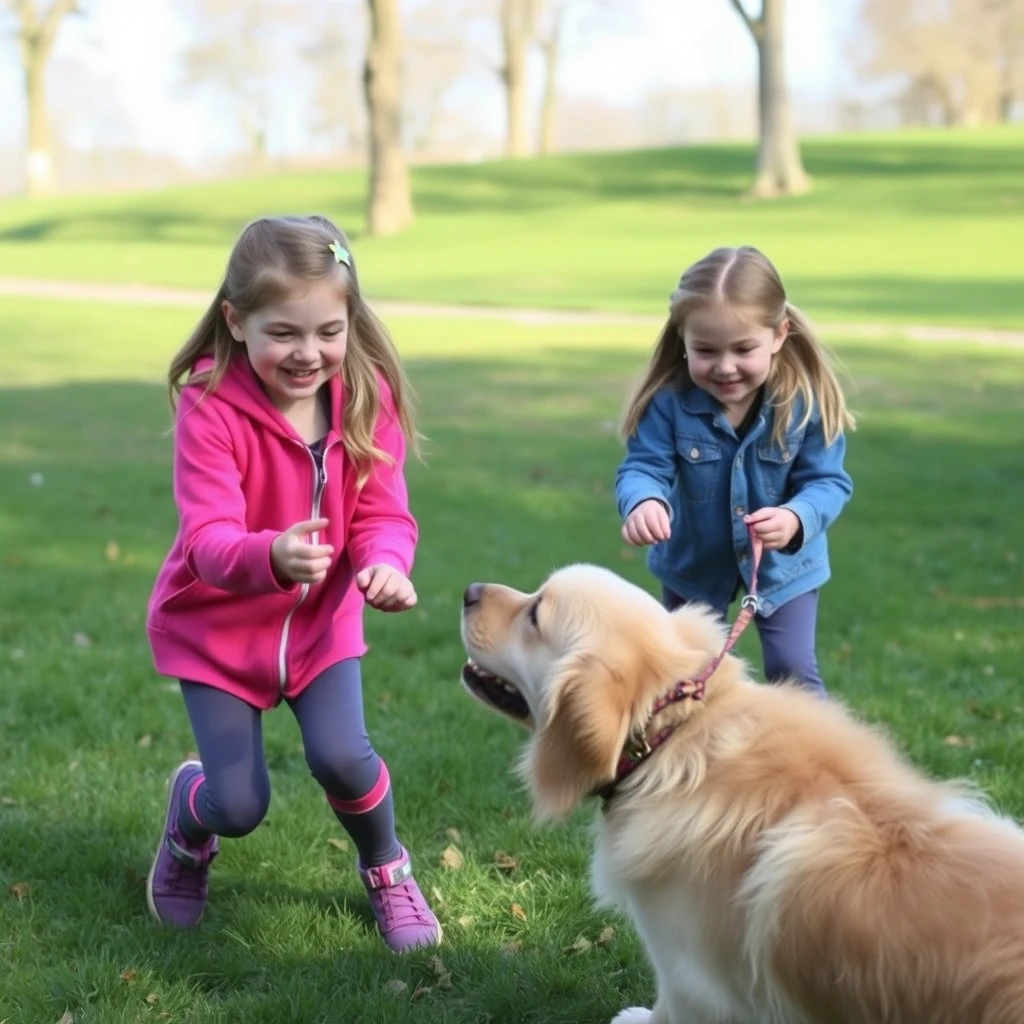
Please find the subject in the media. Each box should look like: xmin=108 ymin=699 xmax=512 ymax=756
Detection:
xmin=1 ymin=275 xmax=1022 ymax=349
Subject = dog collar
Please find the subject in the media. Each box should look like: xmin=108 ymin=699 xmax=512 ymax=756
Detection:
xmin=593 ymin=527 xmax=764 ymax=808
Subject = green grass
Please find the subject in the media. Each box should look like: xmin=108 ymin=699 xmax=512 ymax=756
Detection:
xmin=1 ymin=127 xmax=1023 ymax=328
xmin=1 ymin=296 xmax=1022 ymax=1023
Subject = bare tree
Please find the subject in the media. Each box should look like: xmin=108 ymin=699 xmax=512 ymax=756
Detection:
xmin=403 ymin=0 xmax=474 ymax=153
xmin=535 ymin=1 xmax=567 ymax=155
xmin=364 ymin=0 xmax=413 ymax=235
xmin=729 ymin=0 xmax=810 ymax=197
xmin=501 ymin=0 xmax=539 ymax=157
xmin=179 ymin=0 xmax=291 ymax=163
xmin=857 ymin=0 xmax=1024 ymax=126
xmin=304 ymin=5 xmax=366 ymax=158
xmin=6 ymin=0 xmax=81 ymax=196
xmin=535 ymin=0 xmax=626 ymax=155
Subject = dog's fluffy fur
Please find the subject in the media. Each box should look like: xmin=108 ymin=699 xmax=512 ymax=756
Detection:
xmin=460 ymin=564 xmax=1024 ymax=1024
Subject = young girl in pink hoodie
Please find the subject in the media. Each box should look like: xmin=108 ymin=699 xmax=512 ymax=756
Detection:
xmin=145 ymin=214 xmax=441 ymax=953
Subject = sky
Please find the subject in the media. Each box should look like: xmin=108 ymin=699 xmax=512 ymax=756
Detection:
xmin=0 ymin=0 xmax=861 ymax=165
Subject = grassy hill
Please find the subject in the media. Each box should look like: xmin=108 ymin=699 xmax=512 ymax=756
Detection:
xmin=0 ymin=126 xmax=1021 ymax=327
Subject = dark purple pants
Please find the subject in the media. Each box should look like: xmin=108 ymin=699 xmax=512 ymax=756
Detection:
xmin=176 ymin=658 xmax=401 ymax=866
xmin=662 ymin=586 xmax=826 ymax=696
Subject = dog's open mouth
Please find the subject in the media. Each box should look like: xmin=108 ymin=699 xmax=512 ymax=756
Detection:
xmin=461 ymin=660 xmax=531 ymax=721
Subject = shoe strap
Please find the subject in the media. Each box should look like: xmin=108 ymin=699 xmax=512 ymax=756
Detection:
xmin=167 ymin=833 xmax=216 ymax=869
xmin=363 ymin=855 xmax=412 ymax=890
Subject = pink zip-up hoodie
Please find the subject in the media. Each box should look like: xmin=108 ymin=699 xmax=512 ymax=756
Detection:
xmin=146 ymin=351 xmax=417 ymax=709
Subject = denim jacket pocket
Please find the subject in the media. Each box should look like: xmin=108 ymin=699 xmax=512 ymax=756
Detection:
xmin=676 ymin=434 xmax=722 ymax=502
xmin=755 ymin=430 xmax=802 ymax=503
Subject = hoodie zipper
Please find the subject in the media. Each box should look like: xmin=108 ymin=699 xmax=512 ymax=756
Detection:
xmin=277 ymin=440 xmax=332 ymax=691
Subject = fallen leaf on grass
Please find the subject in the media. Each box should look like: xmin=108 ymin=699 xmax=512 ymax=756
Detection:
xmin=444 ymin=827 xmax=462 ymax=842
xmin=943 ymin=735 xmax=973 ymax=748
xmin=137 ymin=734 xmax=152 ymax=749
xmin=145 ymin=993 xmax=159 ymax=1006
xmin=56 ymin=1012 xmax=73 ymax=1024
xmin=426 ymin=955 xmax=453 ymax=989
xmin=509 ymin=902 xmax=527 ymax=921
xmin=411 ymin=985 xmax=432 ymax=1002
xmin=440 ymin=845 xmax=464 ymax=870
xmin=492 ymin=850 xmax=518 ymax=872
xmin=384 ymin=979 xmax=408 ymax=996
xmin=105 ymin=541 xmax=120 ymax=562
xmin=72 ymin=633 xmax=92 ymax=648
xmin=119 ymin=968 xmax=137 ymax=983
xmin=9 ymin=882 xmax=31 ymax=901
xmin=327 ymin=837 xmax=349 ymax=853
xmin=561 ymin=935 xmax=592 ymax=955
xmin=596 ymin=926 xmax=615 ymax=946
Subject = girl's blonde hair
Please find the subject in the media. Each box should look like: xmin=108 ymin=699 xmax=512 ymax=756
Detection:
xmin=621 ymin=245 xmax=855 ymax=448
xmin=167 ymin=214 xmax=419 ymax=484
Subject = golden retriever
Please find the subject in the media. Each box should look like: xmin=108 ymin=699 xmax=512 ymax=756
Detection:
xmin=459 ymin=564 xmax=1024 ymax=1024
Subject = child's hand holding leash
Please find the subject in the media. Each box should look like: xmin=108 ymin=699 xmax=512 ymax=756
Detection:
xmin=743 ymin=507 xmax=801 ymax=551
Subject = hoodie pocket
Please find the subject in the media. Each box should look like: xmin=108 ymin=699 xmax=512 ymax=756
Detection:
xmin=676 ymin=434 xmax=722 ymax=502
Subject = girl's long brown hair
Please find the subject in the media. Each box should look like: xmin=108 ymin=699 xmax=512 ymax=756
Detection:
xmin=621 ymin=246 xmax=855 ymax=448
xmin=167 ymin=214 xmax=419 ymax=484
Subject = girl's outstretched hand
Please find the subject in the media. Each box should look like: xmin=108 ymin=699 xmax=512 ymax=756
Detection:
xmin=744 ymin=507 xmax=801 ymax=550
xmin=356 ymin=564 xmax=417 ymax=612
xmin=271 ymin=518 xmax=333 ymax=585
xmin=622 ymin=499 xmax=672 ymax=547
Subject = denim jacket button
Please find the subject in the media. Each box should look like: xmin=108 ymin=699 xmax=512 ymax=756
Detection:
xmin=734 ymin=505 xmax=745 ymax=517
xmin=689 ymin=446 xmax=700 ymax=459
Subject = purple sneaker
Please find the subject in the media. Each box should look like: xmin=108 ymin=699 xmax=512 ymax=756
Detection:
xmin=358 ymin=846 xmax=442 ymax=953
xmin=146 ymin=760 xmax=219 ymax=928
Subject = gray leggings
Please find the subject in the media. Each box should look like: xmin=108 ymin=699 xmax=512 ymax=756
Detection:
xmin=178 ymin=658 xmax=400 ymax=865
xmin=662 ymin=586 xmax=826 ymax=696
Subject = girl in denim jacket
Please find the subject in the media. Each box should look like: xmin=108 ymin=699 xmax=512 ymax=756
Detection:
xmin=615 ymin=245 xmax=855 ymax=695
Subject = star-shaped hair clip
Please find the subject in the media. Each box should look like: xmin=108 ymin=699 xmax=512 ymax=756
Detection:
xmin=328 ymin=240 xmax=351 ymax=267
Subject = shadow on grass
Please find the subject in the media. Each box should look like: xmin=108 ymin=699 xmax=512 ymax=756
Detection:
xmin=2 ymin=134 xmax=1021 ymax=249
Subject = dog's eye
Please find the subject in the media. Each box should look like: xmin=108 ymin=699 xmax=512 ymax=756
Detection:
xmin=527 ymin=599 xmax=541 ymax=629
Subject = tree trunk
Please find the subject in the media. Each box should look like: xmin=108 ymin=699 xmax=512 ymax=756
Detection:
xmin=536 ymin=11 xmax=563 ymax=155
xmin=22 ymin=41 xmax=55 ymax=197
xmin=502 ymin=0 xmax=536 ymax=158
xmin=363 ymin=0 xmax=414 ymax=236
xmin=730 ymin=0 xmax=809 ymax=198
xmin=14 ymin=0 xmax=80 ymax=198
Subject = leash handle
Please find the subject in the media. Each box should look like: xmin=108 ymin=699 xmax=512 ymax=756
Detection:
xmin=740 ymin=523 xmax=763 ymax=612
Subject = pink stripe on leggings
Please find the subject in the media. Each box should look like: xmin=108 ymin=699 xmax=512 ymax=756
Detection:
xmin=326 ymin=760 xmax=390 ymax=815
xmin=187 ymin=773 xmax=207 ymax=828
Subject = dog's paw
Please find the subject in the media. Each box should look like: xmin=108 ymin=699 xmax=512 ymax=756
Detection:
xmin=609 ymin=1009 xmax=652 ymax=1024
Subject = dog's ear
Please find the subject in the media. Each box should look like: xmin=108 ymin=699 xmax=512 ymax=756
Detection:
xmin=523 ymin=653 xmax=633 ymax=821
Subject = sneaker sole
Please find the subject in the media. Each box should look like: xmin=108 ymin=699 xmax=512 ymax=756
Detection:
xmin=145 ymin=759 xmax=204 ymax=925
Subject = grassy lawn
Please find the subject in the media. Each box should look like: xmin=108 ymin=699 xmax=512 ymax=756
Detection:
xmin=1 ymin=296 xmax=1022 ymax=1023
xmin=1 ymin=127 xmax=1023 ymax=328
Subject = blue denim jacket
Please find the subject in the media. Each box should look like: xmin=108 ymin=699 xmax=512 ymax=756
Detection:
xmin=615 ymin=387 xmax=853 ymax=616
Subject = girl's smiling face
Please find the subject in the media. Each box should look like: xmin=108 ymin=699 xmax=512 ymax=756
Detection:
xmin=682 ymin=300 xmax=787 ymax=421
xmin=223 ymin=276 xmax=349 ymax=415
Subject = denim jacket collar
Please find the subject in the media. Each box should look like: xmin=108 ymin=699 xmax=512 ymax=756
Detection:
xmin=677 ymin=385 xmax=768 ymax=443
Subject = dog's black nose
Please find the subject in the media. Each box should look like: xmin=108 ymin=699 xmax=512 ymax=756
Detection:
xmin=463 ymin=583 xmax=484 ymax=607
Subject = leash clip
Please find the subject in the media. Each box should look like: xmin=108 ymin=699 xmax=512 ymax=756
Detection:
xmin=740 ymin=593 xmax=761 ymax=614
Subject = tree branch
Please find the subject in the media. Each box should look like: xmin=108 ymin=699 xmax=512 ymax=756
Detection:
xmin=728 ymin=0 xmax=762 ymax=40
